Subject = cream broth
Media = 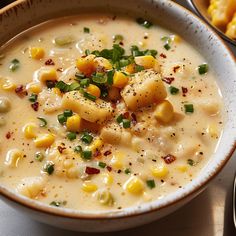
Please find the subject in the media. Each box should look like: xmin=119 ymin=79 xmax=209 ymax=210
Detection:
xmin=0 ymin=15 xmax=223 ymax=211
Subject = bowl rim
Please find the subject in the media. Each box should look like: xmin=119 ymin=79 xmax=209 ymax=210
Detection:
xmin=0 ymin=0 xmax=236 ymax=220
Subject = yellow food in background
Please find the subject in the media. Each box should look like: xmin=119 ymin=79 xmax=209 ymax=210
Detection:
xmin=226 ymin=13 xmax=236 ymax=39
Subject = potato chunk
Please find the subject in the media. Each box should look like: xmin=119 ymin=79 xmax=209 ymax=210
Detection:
xmin=121 ymin=70 xmax=167 ymax=111
xmin=62 ymin=91 xmax=112 ymax=124
xmin=100 ymin=123 xmax=122 ymax=144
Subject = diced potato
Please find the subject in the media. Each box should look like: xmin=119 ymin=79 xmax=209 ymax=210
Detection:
xmin=154 ymin=100 xmax=174 ymax=123
xmin=4 ymin=149 xmax=23 ymax=168
xmin=110 ymin=152 xmax=124 ymax=169
xmin=151 ymin=163 xmax=169 ymax=178
xmin=82 ymin=181 xmax=98 ymax=193
xmin=226 ymin=13 xmax=236 ymax=39
xmin=66 ymin=114 xmax=82 ymax=132
xmin=121 ymin=70 xmax=167 ymax=111
xmin=101 ymin=173 xmax=113 ymax=186
xmin=86 ymin=84 xmax=101 ymax=98
xmin=76 ymin=55 xmax=96 ymax=76
xmin=39 ymin=68 xmax=57 ymax=82
xmin=0 ymin=97 xmax=11 ymax=113
xmin=134 ymin=55 xmax=156 ymax=69
xmin=94 ymin=57 xmax=112 ymax=70
xmin=100 ymin=123 xmax=122 ymax=144
xmin=34 ymin=133 xmax=55 ymax=148
xmin=124 ymin=176 xmax=144 ymax=195
xmin=67 ymin=166 xmax=80 ymax=179
xmin=199 ymin=99 xmax=220 ymax=116
xmin=23 ymin=123 xmax=37 ymax=139
xmin=207 ymin=123 xmax=219 ymax=139
xmin=62 ymin=91 xmax=112 ymax=124
xmin=113 ymin=71 xmax=129 ymax=89
xmin=29 ymin=47 xmax=45 ymax=60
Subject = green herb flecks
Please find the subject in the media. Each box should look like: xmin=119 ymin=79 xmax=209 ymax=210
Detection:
xmin=9 ymin=59 xmax=20 ymax=72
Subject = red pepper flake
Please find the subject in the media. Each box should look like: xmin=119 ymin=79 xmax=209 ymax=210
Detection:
xmin=56 ymin=68 xmax=64 ymax=72
xmin=31 ymin=102 xmax=39 ymax=111
xmin=93 ymin=150 xmax=101 ymax=158
xmin=160 ymin=53 xmax=167 ymax=59
xmin=131 ymin=113 xmax=137 ymax=125
xmin=104 ymin=150 xmax=112 ymax=156
xmin=162 ymin=154 xmax=176 ymax=164
xmin=85 ymin=166 xmax=100 ymax=175
xmin=45 ymin=59 xmax=55 ymax=66
xmin=162 ymin=77 xmax=175 ymax=85
xmin=57 ymin=146 xmax=66 ymax=153
xmin=6 ymin=131 xmax=11 ymax=139
xmin=106 ymin=166 xmax=112 ymax=172
xmin=111 ymin=103 xmax=117 ymax=109
xmin=123 ymin=112 xmax=130 ymax=119
xmin=15 ymin=85 xmax=28 ymax=98
xmin=173 ymin=66 xmax=180 ymax=73
xmin=182 ymin=87 xmax=188 ymax=97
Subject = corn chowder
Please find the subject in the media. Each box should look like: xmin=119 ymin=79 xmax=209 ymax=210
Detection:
xmin=0 ymin=15 xmax=223 ymax=211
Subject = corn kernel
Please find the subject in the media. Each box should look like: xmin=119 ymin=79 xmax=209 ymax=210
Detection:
xmin=39 ymin=69 xmax=57 ymax=82
xmin=151 ymin=163 xmax=169 ymax=178
xmin=113 ymin=71 xmax=129 ymax=89
xmin=154 ymin=100 xmax=174 ymax=123
xmin=177 ymin=165 xmax=188 ymax=173
xmin=23 ymin=123 xmax=37 ymax=139
xmin=29 ymin=47 xmax=45 ymax=60
xmin=82 ymin=181 xmax=98 ymax=193
xmin=5 ymin=149 xmax=23 ymax=168
xmin=76 ymin=55 xmax=96 ymax=76
xmin=1 ymin=79 xmax=16 ymax=91
xmin=94 ymin=57 xmax=112 ymax=70
xmin=52 ymin=87 xmax=62 ymax=96
xmin=124 ymin=176 xmax=144 ymax=195
xmin=66 ymin=114 xmax=82 ymax=132
xmin=171 ymin=35 xmax=182 ymax=44
xmin=207 ymin=123 xmax=219 ymax=139
xmin=90 ymin=138 xmax=103 ymax=152
xmin=134 ymin=55 xmax=156 ymax=69
xmin=102 ymin=173 xmax=113 ymax=186
xmin=34 ymin=133 xmax=55 ymax=148
xmin=26 ymin=82 xmax=42 ymax=94
xmin=86 ymin=84 xmax=101 ymax=98
xmin=110 ymin=152 xmax=124 ymax=169
xmin=125 ymin=63 xmax=135 ymax=74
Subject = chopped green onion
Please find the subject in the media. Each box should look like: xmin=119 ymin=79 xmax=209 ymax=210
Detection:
xmin=28 ymin=93 xmax=38 ymax=102
xmin=55 ymin=81 xmax=69 ymax=92
xmin=63 ymin=109 xmax=73 ymax=117
xmin=198 ymin=63 xmax=208 ymax=75
xmin=75 ymin=72 xmax=85 ymax=80
xmin=50 ymin=201 xmax=61 ymax=207
xmin=9 ymin=59 xmax=20 ymax=72
xmin=161 ymin=36 xmax=171 ymax=44
xmin=57 ymin=114 xmax=67 ymax=124
xmin=122 ymin=119 xmax=131 ymax=128
xmin=144 ymin=49 xmax=158 ymax=57
xmin=146 ymin=179 xmax=155 ymax=189
xmin=135 ymin=64 xmax=145 ymax=72
xmin=116 ymin=114 xmax=124 ymax=123
xmin=84 ymin=27 xmax=90 ymax=33
xmin=54 ymin=35 xmax=74 ymax=46
xmin=136 ymin=18 xmax=153 ymax=28
xmin=92 ymin=72 xmax=107 ymax=84
xmin=81 ymin=132 xmax=93 ymax=144
xmin=84 ymin=92 xmax=96 ymax=101
xmin=164 ymin=44 xmax=171 ymax=50
xmin=107 ymin=70 xmax=115 ymax=85
xmin=81 ymin=150 xmax=92 ymax=160
xmin=184 ymin=104 xmax=194 ymax=113
xmin=124 ymin=168 xmax=131 ymax=174
xmin=44 ymin=162 xmax=54 ymax=175
xmin=98 ymin=162 xmax=106 ymax=168
xmin=68 ymin=82 xmax=80 ymax=91
xmin=187 ymin=159 xmax=196 ymax=166
xmin=169 ymin=86 xmax=179 ymax=95
xmin=113 ymin=34 xmax=124 ymax=42
xmin=119 ymin=59 xmax=130 ymax=67
xmin=74 ymin=145 xmax=82 ymax=153
xmin=35 ymin=152 xmax=44 ymax=162
xmin=37 ymin=117 xmax=47 ymax=127
xmin=85 ymin=49 xmax=90 ymax=56
xmin=80 ymin=78 xmax=90 ymax=88
xmin=67 ymin=132 xmax=77 ymax=141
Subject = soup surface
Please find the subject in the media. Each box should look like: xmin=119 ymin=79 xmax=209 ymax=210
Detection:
xmin=0 ymin=14 xmax=223 ymax=211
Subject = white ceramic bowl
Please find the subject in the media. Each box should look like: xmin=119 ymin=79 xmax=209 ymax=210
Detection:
xmin=0 ymin=0 xmax=236 ymax=232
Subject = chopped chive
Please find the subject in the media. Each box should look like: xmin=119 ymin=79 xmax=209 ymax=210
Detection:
xmin=28 ymin=93 xmax=38 ymax=102
xmin=81 ymin=150 xmax=92 ymax=160
xmin=144 ymin=49 xmax=158 ymax=57
xmin=63 ymin=109 xmax=73 ymax=117
xmin=44 ymin=162 xmax=54 ymax=175
xmin=50 ymin=201 xmax=61 ymax=207
xmin=92 ymin=72 xmax=107 ymax=84
xmin=55 ymin=81 xmax=69 ymax=92
xmin=113 ymin=34 xmax=124 ymax=42
xmin=136 ymin=18 xmax=153 ymax=28
xmin=146 ymin=179 xmax=155 ymax=189
xmin=67 ymin=132 xmax=77 ymax=141
xmin=187 ymin=159 xmax=195 ymax=166
xmin=68 ymin=82 xmax=80 ymax=91
xmin=107 ymin=70 xmax=115 ymax=85
xmin=9 ymin=59 xmax=20 ymax=72
xmin=169 ymin=86 xmax=179 ymax=95
xmin=124 ymin=168 xmax=131 ymax=174
xmin=119 ymin=59 xmax=130 ymax=67
xmin=84 ymin=92 xmax=96 ymax=101
xmin=164 ymin=43 xmax=171 ymax=50
xmin=81 ymin=132 xmax=93 ymax=144
xmin=85 ymin=49 xmax=90 ymax=56
xmin=74 ymin=145 xmax=82 ymax=153
xmin=184 ymin=104 xmax=194 ymax=113
xmin=116 ymin=114 xmax=124 ymax=123
xmin=75 ymin=72 xmax=85 ymax=80
xmin=80 ymin=78 xmax=90 ymax=88
xmin=122 ymin=119 xmax=131 ymax=128
xmin=84 ymin=27 xmax=90 ymax=33
xmin=37 ymin=117 xmax=47 ymax=127
xmin=198 ymin=63 xmax=208 ymax=75
xmin=57 ymin=114 xmax=67 ymax=124
xmin=98 ymin=162 xmax=106 ymax=168
xmin=135 ymin=64 xmax=145 ymax=72
xmin=35 ymin=152 xmax=44 ymax=162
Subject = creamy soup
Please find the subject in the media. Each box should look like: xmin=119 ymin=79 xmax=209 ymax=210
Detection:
xmin=0 ymin=14 xmax=223 ymax=211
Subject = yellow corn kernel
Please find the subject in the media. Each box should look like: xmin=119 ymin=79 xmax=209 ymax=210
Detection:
xmin=29 ymin=47 xmax=45 ymax=60
xmin=110 ymin=152 xmax=124 ymax=169
xmin=66 ymin=114 xmax=82 ymax=132
xmin=151 ymin=163 xmax=169 ymax=178
xmin=171 ymin=34 xmax=182 ymax=44
xmin=39 ymin=69 xmax=57 ymax=82
xmin=207 ymin=123 xmax=219 ymax=139
xmin=154 ymin=100 xmax=174 ymax=123
xmin=26 ymin=82 xmax=42 ymax=94
xmin=76 ymin=55 xmax=96 ymax=76
xmin=94 ymin=57 xmax=112 ymax=70
xmin=82 ymin=181 xmax=98 ymax=193
xmin=90 ymin=138 xmax=103 ymax=152
xmin=4 ymin=149 xmax=23 ymax=168
xmin=23 ymin=123 xmax=37 ymax=139
xmin=124 ymin=176 xmax=144 ymax=195
xmin=52 ymin=87 xmax=62 ymax=96
xmin=177 ymin=165 xmax=188 ymax=173
xmin=34 ymin=133 xmax=55 ymax=148
xmin=86 ymin=84 xmax=101 ymax=98
xmin=125 ymin=63 xmax=135 ymax=74
xmin=134 ymin=55 xmax=156 ymax=69
xmin=113 ymin=71 xmax=129 ymax=89
xmin=1 ymin=79 xmax=16 ymax=91
xmin=102 ymin=173 xmax=114 ymax=186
